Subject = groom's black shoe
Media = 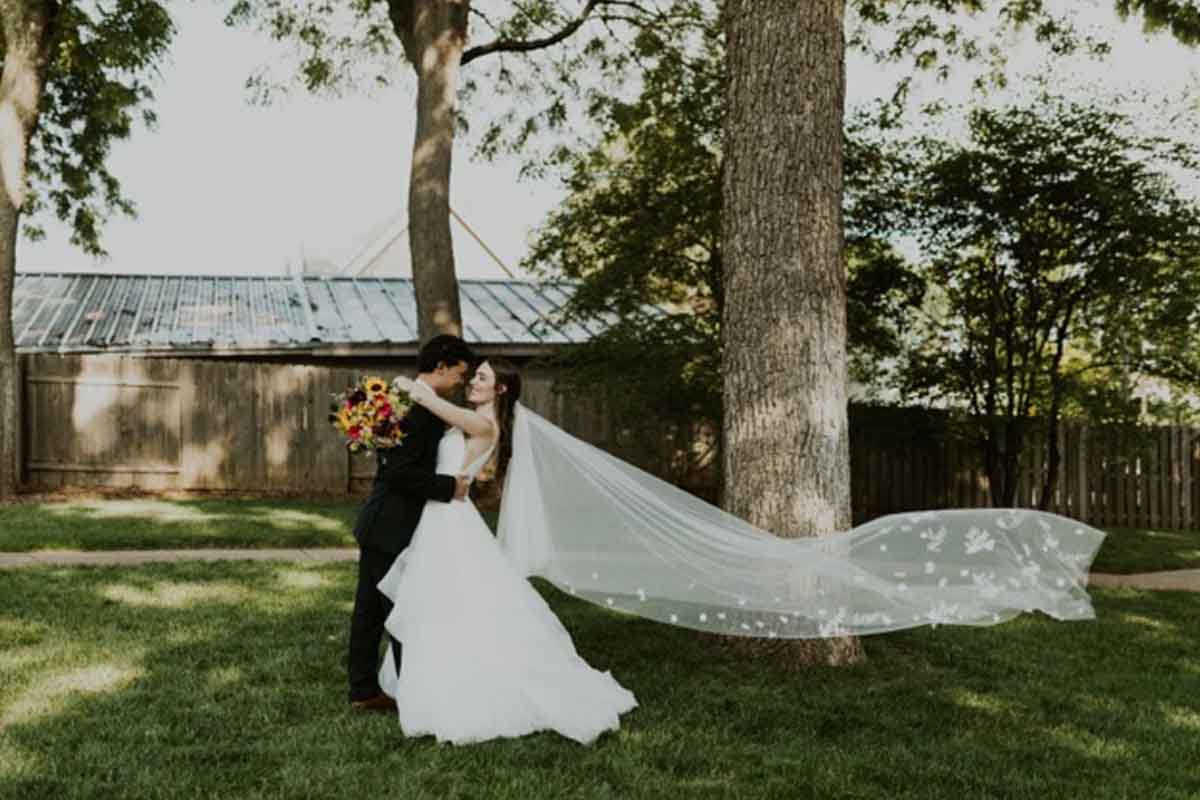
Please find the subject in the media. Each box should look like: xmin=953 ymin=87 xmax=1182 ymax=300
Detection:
xmin=350 ymin=693 xmax=397 ymax=713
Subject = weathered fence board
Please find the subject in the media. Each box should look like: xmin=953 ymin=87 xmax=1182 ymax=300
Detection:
xmin=15 ymin=354 xmax=1200 ymax=530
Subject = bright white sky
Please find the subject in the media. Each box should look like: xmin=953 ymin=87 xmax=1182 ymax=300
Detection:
xmin=16 ymin=1 xmax=1200 ymax=280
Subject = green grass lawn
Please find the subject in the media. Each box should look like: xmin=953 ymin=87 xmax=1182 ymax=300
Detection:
xmin=1088 ymin=526 xmax=1200 ymax=574
xmin=0 ymin=563 xmax=1196 ymax=799
xmin=1 ymin=497 xmax=1198 ymax=575
xmin=0 ymin=498 xmax=505 ymax=553
xmin=0 ymin=497 xmax=361 ymax=551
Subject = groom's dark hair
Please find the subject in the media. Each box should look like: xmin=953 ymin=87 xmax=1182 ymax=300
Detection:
xmin=416 ymin=334 xmax=474 ymax=373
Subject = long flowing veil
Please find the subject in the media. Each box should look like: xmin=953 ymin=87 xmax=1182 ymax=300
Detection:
xmin=497 ymin=403 xmax=1105 ymax=638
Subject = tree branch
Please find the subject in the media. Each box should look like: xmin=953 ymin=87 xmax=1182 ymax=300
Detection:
xmin=468 ymin=5 xmax=502 ymax=36
xmin=462 ymin=0 xmax=599 ymax=65
xmin=386 ymin=0 xmax=417 ymax=64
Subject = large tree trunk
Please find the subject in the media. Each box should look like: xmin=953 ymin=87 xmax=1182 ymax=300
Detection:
xmin=0 ymin=0 xmax=56 ymax=498
xmin=721 ymin=1 xmax=863 ymax=666
xmin=390 ymin=0 xmax=466 ymax=343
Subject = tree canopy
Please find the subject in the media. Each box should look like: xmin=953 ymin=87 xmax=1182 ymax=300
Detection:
xmin=6 ymin=0 xmax=174 ymax=256
xmin=849 ymin=91 xmax=1200 ymax=504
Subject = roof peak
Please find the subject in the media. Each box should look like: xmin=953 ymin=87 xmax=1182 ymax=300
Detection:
xmin=13 ymin=269 xmax=563 ymax=286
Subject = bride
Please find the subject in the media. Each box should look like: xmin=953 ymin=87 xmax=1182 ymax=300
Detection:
xmin=377 ymin=359 xmax=638 ymax=746
xmin=378 ymin=359 xmax=1106 ymax=746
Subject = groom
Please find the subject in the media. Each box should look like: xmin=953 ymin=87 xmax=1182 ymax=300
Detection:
xmin=347 ymin=333 xmax=475 ymax=711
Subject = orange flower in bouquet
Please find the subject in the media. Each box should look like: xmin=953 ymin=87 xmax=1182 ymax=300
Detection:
xmin=329 ymin=375 xmax=412 ymax=453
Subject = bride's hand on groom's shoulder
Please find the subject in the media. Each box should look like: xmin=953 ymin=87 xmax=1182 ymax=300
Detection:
xmin=394 ymin=375 xmax=434 ymax=406
xmin=453 ymin=474 xmax=470 ymax=501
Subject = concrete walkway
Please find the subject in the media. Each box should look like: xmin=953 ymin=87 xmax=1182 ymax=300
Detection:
xmin=1087 ymin=569 xmax=1200 ymax=592
xmin=0 ymin=547 xmax=1197 ymax=592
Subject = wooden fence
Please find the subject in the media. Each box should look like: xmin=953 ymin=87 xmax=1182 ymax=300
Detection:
xmin=14 ymin=354 xmax=1200 ymax=530
xmin=13 ymin=353 xmax=701 ymax=496
xmin=849 ymin=406 xmax=1200 ymax=530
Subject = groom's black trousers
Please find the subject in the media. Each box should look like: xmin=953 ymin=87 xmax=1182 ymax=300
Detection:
xmin=347 ymin=546 xmax=403 ymax=702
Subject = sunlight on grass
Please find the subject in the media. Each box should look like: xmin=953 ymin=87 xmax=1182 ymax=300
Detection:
xmin=1160 ymin=704 xmax=1200 ymax=732
xmin=1143 ymin=530 xmax=1188 ymax=542
xmin=0 ymin=740 xmax=41 ymax=779
xmin=1 ymin=663 xmax=142 ymax=727
xmin=46 ymin=500 xmax=217 ymax=524
xmin=245 ymin=507 xmax=346 ymax=532
xmin=0 ymin=647 xmax=52 ymax=673
xmin=162 ymin=627 xmax=214 ymax=646
xmin=2 ymin=497 xmax=359 ymax=552
xmin=0 ymin=617 xmax=50 ymax=643
xmin=0 ymin=562 xmax=1196 ymax=799
xmin=44 ymin=500 xmax=345 ymax=532
xmin=1045 ymin=722 xmax=1135 ymax=761
xmin=1118 ymin=613 xmax=1178 ymax=634
xmin=99 ymin=581 xmax=249 ymax=608
xmin=276 ymin=568 xmax=328 ymax=589
xmin=206 ymin=665 xmax=243 ymax=689
xmin=944 ymin=688 xmax=1013 ymax=717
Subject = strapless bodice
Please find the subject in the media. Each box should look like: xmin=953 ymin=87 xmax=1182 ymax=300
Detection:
xmin=436 ymin=427 xmax=494 ymax=479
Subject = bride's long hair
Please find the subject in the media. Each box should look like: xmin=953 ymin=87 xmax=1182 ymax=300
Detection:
xmin=470 ymin=358 xmax=521 ymax=504
xmin=487 ymin=358 xmax=522 ymax=488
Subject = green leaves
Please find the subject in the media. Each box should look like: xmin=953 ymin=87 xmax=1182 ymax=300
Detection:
xmin=848 ymin=0 xmax=1115 ymax=105
xmin=846 ymin=89 xmax=1200 ymax=499
xmin=20 ymin=0 xmax=175 ymax=257
xmin=1115 ymin=0 xmax=1200 ymax=45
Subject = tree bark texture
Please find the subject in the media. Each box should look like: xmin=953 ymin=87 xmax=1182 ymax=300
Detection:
xmin=721 ymin=1 xmax=863 ymax=666
xmin=0 ymin=0 xmax=56 ymax=496
xmin=390 ymin=0 xmax=467 ymax=343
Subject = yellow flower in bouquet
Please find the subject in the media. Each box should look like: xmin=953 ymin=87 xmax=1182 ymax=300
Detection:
xmin=329 ymin=375 xmax=413 ymax=453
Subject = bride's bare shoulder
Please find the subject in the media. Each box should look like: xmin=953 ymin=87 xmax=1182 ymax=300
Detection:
xmin=463 ymin=411 xmax=498 ymax=443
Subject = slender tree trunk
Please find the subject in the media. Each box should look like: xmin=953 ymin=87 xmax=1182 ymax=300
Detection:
xmin=390 ymin=0 xmax=466 ymax=342
xmin=1040 ymin=412 xmax=1061 ymax=511
xmin=721 ymin=1 xmax=863 ymax=667
xmin=0 ymin=0 xmax=56 ymax=497
xmin=0 ymin=195 xmax=19 ymax=498
xmin=1000 ymin=417 xmax=1022 ymax=506
xmin=1039 ymin=304 xmax=1077 ymax=510
xmin=1039 ymin=371 xmax=1067 ymax=512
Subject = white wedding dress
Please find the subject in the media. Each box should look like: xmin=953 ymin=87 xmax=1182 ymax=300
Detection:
xmin=376 ymin=426 xmax=638 ymax=745
xmin=375 ymin=405 xmax=1106 ymax=746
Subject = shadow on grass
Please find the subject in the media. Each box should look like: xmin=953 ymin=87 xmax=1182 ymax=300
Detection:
xmin=1 ymin=565 xmax=1198 ymax=800
xmin=0 ymin=498 xmax=362 ymax=551
xmin=1090 ymin=526 xmax=1200 ymax=574
xmin=0 ymin=500 xmax=498 ymax=554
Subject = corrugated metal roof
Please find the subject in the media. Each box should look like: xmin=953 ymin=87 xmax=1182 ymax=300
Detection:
xmin=11 ymin=272 xmax=622 ymax=354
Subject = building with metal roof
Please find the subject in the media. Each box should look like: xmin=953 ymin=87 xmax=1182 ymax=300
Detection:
xmin=9 ymin=271 xmax=706 ymax=496
xmin=11 ymin=271 xmax=620 ymax=358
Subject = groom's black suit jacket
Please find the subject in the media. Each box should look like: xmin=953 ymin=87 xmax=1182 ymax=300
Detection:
xmin=352 ymin=403 xmax=457 ymax=554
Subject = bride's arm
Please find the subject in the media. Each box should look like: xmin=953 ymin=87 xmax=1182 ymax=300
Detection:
xmin=396 ymin=377 xmax=494 ymax=440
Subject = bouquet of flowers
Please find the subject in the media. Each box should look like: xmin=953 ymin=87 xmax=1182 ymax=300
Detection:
xmin=329 ymin=375 xmax=412 ymax=453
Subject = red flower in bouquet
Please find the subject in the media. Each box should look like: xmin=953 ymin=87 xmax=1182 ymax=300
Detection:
xmin=329 ymin=375 xmax=413 ymax=453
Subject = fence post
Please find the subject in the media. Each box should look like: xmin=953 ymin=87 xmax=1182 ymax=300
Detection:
xmin=1176 ymin=424 xmax=1185 ymax=532
xmin=1075 ymin=422 xmax=1088 ymax=524
xmin=15 ymin=354 xmax=24 ymax=487
xmin=1183 ymin=427 xmax=1194 ymax=531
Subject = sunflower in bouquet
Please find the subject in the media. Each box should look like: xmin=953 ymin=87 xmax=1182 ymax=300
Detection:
xmin=329 ymin=376 xmax=412 ymax=453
